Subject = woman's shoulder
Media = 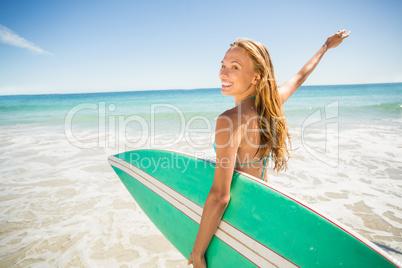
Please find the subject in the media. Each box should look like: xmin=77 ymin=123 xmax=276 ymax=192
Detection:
xmin=218 ymin=105 xmax=256 ymax=123
xmin=215 ymin=108 xmax=242 ymax=146
xmin=216 ymin=105 xmax=253 ymax=130
xmin=217 ymin=106 xmax=239 ymax=124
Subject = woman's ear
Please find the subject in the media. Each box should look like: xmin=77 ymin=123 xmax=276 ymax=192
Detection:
xmin=252 ymin=74 xmax=261 ymax=84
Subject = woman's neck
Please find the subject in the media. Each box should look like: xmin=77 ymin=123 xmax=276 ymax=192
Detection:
xmin=237 ymin=95 xmax=256 ymax=106
xmin=234 ymin=92 xmax=257 ymax=106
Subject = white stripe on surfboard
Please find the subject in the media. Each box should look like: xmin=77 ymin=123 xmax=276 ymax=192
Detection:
xmin=109 ymin=155 xmax=298 ymax=268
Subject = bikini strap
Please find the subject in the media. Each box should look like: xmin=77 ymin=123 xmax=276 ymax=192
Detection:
xmin=261 ymin=157 xmax=268 ymax=180
xmin=238 ymin=95 xmax=256 ymax=106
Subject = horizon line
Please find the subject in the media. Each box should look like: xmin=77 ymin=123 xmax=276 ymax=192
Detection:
xmin=1 ymin=81 xmax=401 ymax=97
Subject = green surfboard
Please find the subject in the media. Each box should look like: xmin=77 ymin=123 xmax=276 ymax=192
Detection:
xmin=108 ymin=149 xmax=400 ymax=267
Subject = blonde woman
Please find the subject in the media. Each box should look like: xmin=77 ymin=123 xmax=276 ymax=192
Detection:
xmin=189 ymin=30 xmax=350 ymax=267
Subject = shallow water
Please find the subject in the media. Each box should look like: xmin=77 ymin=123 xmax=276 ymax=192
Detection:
xmin=1 ymin=84 xmax=401 ymax=267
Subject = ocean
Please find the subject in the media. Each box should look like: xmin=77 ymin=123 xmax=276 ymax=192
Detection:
xmin=0 ymin=83 xmax=401 ymax=267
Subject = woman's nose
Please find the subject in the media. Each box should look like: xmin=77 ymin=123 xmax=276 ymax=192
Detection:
xmin=220 ymin=68 xmax=229 ymax=78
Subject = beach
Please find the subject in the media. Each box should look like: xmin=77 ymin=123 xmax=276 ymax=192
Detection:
xmin=0 ymin=83 xmax=401 ymax=267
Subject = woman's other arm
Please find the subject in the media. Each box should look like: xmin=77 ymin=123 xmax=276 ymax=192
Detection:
xmin=188 ymin=114 xmax=240 ymax=268
xmin=279 ymin=29 xmax=351 ymax=104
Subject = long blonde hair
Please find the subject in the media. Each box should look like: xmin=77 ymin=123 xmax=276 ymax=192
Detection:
xmin=231 ymin=38 xmax=290 ymax=172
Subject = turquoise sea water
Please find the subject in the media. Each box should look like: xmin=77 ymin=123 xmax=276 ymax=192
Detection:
xmin=1 ymin=83 xmax=401 ymax=125
xmin=0 ymin=83 xmax=401 ymax=266
xmin=1 ymin=83 xmax=401 ymax=138
xmin=1 ymin=83 xmax=401 ymax=154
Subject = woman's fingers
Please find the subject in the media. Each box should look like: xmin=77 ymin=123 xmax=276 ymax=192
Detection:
xmin=325 ymin=29 xmax=351 ymax=49
xmin=338 ymin=29 xmax=351 ymax=39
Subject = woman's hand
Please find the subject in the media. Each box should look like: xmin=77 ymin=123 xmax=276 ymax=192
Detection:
xmin=324 ymin=29 xmax=351 ymax=50
xmin=188 ymin=253 xmax=206 ymax=268
xmin=279 ymin=29 xmax=351 ymax=104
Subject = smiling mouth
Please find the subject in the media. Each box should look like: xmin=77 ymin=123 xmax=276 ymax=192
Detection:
xmin=222 ymin=82 xmax=233 ymax=88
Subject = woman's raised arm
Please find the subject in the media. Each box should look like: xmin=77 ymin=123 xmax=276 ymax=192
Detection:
xmin=279 ymin=29 xmax=351 ymax=104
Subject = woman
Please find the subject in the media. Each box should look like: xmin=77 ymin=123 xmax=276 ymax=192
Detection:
xmin=188 ymin=30 xmax=350 ymax=267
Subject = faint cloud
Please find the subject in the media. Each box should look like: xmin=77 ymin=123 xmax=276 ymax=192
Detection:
xmin=0 ymin=24 xmax=53 ymax=55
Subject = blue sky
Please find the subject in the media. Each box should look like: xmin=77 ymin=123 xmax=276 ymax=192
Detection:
xmin=0 ymin=0 xmax=401 ymax=95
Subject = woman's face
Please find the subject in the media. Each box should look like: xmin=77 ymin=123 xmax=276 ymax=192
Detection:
xmin=219 ymin=46 xmax=258 ymax=96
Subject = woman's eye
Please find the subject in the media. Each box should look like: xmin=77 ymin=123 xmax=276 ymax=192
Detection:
xmin=232 ymin=66 xmax=238 ymax=70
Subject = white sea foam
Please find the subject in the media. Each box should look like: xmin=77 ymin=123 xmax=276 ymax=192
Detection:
xmin=1 ymin=119 xmax=401 ymax=267
xmin=0 ymin=125 xmax=189 ymax=267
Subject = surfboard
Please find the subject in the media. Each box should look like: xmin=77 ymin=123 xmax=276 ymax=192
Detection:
xmin=108 ymin=149 xmax=400 ymax=267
